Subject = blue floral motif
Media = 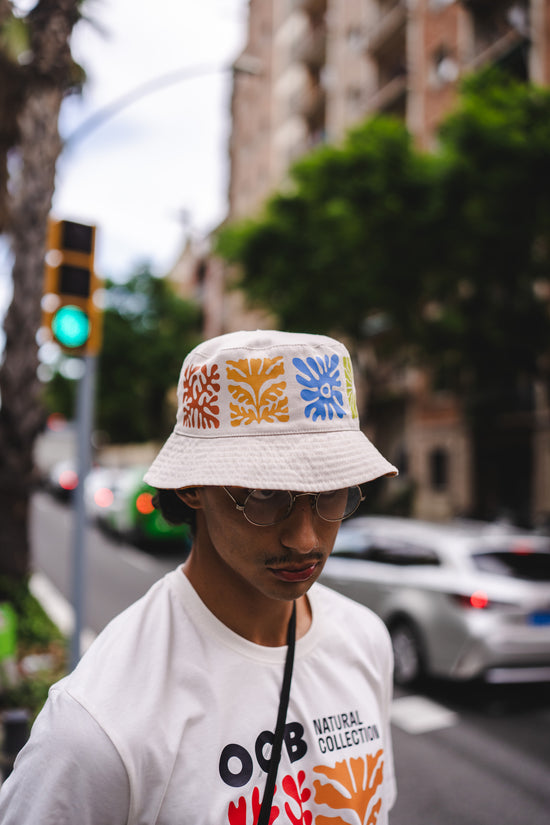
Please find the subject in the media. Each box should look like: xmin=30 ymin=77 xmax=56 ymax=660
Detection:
xmin=293 ymin=354 xmax=346 ymax=421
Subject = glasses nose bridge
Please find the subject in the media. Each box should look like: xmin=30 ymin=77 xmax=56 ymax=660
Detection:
xmin=290 ymin=491 xmax=318 ymax=514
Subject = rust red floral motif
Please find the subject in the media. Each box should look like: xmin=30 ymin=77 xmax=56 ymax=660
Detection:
xmin=228 ymin=785 xmax=279 ymax=825
xmin=283 ymin=771 xmax=313 ymax=824
xmin=181 ymin=363 xmax=221 ymax=429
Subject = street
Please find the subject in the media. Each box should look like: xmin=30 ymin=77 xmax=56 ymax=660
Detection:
xmin=31 ymin=492 xmax=550 ymax=824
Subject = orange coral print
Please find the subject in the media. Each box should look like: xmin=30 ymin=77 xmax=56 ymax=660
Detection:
xmin=313 ymin=751 xmax=384 ymax=825
xmin=181 ymin=363 xmax=221 ymax=429
xmin=227 ymin=357 xmax=289 ymax=426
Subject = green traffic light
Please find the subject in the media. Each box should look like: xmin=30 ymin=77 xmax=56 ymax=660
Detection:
xmin=52 ymin=305 xmax=90 ymax=348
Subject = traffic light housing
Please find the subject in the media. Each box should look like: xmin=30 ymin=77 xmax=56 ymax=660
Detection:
xmin=42 ymin=219 xmax=103 ymax=356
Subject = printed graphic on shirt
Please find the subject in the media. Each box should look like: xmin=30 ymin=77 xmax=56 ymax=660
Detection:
xmin=227 ymin=357 xmax=289 ymax=426
xmin=181 ymin=363 xmax=221 ymax=429
xmin=221 ymin=709 xmax=385 ymax=824
xmin=293 ymin=355 xmax=346 ymax=421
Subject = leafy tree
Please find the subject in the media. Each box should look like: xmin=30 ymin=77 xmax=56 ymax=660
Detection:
xmin=0 ymin=0 xmax=85 ymax=581
xmin=217 ymin=69 xmax=550 ymax=524
xmin=45 ymin=265 xmax=201 ymax=445
xmin=419 ymin=70 xmax=550 ymax=521
xmin=218 ymin=116 xmax=441 ymax=350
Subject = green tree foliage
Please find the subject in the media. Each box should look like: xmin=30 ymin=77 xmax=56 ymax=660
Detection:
xmin=425 ymin=70 xmax=550 ymax=403
xmin=218 ymin=116 xmax=442 ymax=351
xmin=45 ymin=265 xmax=201 ymax=444
xmin=217 ymin=69 xmax=550 ymax=523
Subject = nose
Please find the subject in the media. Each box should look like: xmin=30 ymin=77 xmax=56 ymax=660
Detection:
xmin=280 ymin=495 xmax=320 ymax=554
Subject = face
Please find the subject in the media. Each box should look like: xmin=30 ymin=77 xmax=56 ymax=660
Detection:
xmin=178 ymin=486 xmax=342 ymax=606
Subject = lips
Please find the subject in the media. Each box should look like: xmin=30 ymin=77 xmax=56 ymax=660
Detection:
xmin=268 ymin=562 xmax=319 ymax=582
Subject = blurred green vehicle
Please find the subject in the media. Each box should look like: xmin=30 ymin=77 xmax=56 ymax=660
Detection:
xmin=99 ymin=465 xmax=191 ymax=552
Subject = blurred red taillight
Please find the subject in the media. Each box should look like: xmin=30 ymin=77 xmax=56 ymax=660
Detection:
xmin=450 ymin=590 xmax=490 ymax=609
xmin=94 ymin=487 xmax=114 ymax=509
xmin=59 ymin=469 xmax=78 ymax=491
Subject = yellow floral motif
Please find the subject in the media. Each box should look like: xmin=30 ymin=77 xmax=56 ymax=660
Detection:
xmin=313 ymin=751 xmax=384 ymax=825
xmin=227 ymin=357 xmax=289 ymax=426
xmin=343 ymin=357 xmax=358 ymax=419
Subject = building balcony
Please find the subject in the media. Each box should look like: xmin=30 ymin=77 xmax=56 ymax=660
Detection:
xmin=289 ymin=82 xmax=326 ymax=125
xmin=291 ymin=25 xmax=326 ymax=68
xmin=365 ymin=0 xmax=407 ymax=57
xmin=293 ymin=0 xmax=327 ymax=17
xmin=364 ymin=71 xmax=407 ymax=116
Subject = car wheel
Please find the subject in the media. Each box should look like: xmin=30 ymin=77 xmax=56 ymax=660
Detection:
xmin=390 ymin=620 xmax=425 ymax=687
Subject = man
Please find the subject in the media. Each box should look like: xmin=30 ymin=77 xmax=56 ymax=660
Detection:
xmin=0 ymin=329 xmax=398 ymax=824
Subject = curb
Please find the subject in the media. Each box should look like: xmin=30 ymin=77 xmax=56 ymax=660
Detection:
xmin=29 ymin=572 xmax=97 ymax=653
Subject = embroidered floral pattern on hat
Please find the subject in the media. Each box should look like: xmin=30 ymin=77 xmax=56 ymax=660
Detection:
xmin=343 ymin=356 xmax=358 ymax=419
xmin=181 ymin=363 xmax=221 ymax=429
xmin=293 ymin=354 xmax=346 ymax=421
xmin=227 ymin=357 xmax=289 ymax=426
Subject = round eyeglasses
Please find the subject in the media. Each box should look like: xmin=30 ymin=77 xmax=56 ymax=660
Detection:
xmin=223 ymin=486 xmax=364 ymax=527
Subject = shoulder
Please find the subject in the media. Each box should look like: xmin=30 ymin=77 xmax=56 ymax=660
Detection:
xmin=312 ymin=580 xmax=388 ymax=630
xmin=0 ymin=685 xmax=129 ymax=824
xmin=309 ymin=582 xmax=393 ymax=663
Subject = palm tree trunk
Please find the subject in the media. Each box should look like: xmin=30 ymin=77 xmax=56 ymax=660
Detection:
xmin=0 ymin=0 xmax=80 ymax=581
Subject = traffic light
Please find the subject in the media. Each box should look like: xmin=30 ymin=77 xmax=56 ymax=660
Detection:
xmin=42 ymin=218 xmax=103 ymax=356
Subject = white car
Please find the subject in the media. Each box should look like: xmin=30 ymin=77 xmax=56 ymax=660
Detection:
xmin=320 ymin=516 xmax=550 ymax=685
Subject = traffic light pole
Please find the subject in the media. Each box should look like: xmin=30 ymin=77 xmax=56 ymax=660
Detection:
xmin=70 ymin=354 xmax=97 ymax=671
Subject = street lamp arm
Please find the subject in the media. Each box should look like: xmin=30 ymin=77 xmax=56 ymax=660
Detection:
xmin=64 ymin=62 xmax=236 ymax=150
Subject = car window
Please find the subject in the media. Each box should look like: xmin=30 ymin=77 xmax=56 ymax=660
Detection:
xmin=472 ymin=547 xmax=550 ymax=581
xmin=367 ymin=542 xmax=441 ymax=566
xmin=331 ymin=531 xmax=373 ymax=560
xmin=332 ymin=535 xmax=440 ymax=566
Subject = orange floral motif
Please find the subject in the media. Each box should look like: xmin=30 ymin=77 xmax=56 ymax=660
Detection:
xmin=227 ymin=357 xmax=289 ymax=426
xmin=181 ymin=363 xmax=221 ymax=429
xmin=313 ymin=751 xmax=384 ymax=825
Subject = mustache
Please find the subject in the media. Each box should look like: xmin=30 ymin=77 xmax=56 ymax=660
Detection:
xmin=264 ymin=551 xmax=324 ymax=567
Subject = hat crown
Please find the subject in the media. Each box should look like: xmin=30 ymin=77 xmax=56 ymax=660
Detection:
xmin=175 ymin=330 xmax=359 ymax=438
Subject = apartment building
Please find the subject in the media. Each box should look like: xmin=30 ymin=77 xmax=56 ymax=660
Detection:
xmin=228 ymin=0 xmax=548 ymax=220
xmin=172 ymin=0 xmax=550 ymax=523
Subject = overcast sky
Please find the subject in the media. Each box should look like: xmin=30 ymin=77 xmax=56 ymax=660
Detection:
xmin=56 ymin=0 xmax=248 ymax=278
xmin=1 ymin=0 xmax=248 ymax=325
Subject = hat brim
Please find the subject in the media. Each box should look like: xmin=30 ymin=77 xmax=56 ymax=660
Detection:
xmin=144 ymin=429 xmax=398 ymax=492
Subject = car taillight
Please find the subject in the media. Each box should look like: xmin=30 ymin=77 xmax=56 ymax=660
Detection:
xmin=450 ymin=590 xmax=490 ymax=609
xmin=94 ymin=487 xmax=114 ymax=509
xmin=59 ymin=469 xmax=78 ymax=491
xmin=135 ymin=492 xmax=155 ymax=515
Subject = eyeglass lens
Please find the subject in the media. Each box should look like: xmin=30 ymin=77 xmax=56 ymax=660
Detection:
xmin=243 ymin=486 xmax=361 ymax=525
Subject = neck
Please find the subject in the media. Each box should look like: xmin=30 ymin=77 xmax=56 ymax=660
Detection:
xmin=182 ymin=549 xmax=312 ymax=646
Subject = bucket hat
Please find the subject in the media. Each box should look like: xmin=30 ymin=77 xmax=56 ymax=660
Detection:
xmin=144 ymin=329 xmax=397 ymax=492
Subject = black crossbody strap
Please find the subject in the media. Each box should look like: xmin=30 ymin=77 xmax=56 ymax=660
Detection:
xmin=257 ymin=601 xmax=297 ymax=825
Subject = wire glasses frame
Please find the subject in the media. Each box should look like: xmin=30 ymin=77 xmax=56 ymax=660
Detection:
xmin=223 ymin=486 xmax=365 ymax=527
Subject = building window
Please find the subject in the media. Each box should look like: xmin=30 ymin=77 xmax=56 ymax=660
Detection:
xmin=431 ymin=48 xmax=459 ymax=87
xmin=429 ymin=447 xmax=449 ymax=491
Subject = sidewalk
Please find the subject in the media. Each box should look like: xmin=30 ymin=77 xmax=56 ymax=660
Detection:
xmin=29 ymin=572 xmax=97 ymax=654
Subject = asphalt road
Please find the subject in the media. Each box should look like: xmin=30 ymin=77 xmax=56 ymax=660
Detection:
xmin=30 ymin=491 xmax=180 ymax=635
xmin=31 ymin=492 xmax=550 ymax=825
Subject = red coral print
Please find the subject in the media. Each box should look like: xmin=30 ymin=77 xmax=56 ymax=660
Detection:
xmin=313 ymin=751 xmax=384 ymax=825
xmin=282 ymin=771 xmax=313 ymax=825
xmin=181 ymin=363 xmax=220 ymax=429
xmin=228 ymin=785 xmax=279 ymax=825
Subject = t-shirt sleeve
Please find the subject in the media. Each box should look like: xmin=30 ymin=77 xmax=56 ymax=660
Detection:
xmin=0 ymin=686 xmax=130 ymax=825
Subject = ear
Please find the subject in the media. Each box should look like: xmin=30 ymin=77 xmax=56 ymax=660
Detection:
xmin=175 ymin=487 xmax=202 ymax=510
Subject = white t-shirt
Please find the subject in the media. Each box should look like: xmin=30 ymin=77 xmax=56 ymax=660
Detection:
xmin=0 ymin=568 xmax=396 ymax=824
